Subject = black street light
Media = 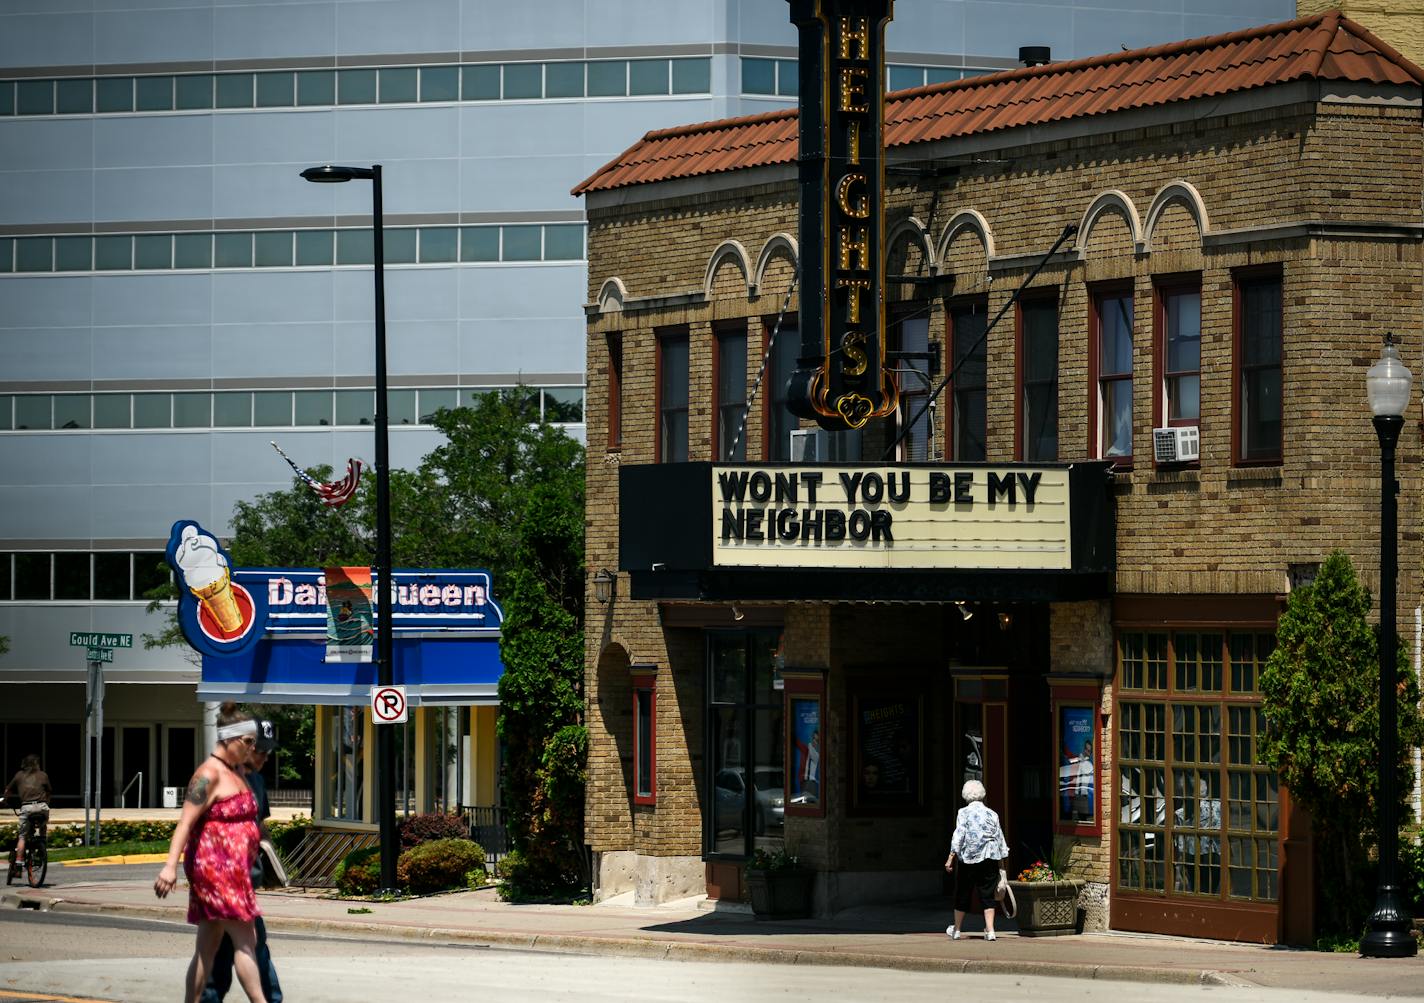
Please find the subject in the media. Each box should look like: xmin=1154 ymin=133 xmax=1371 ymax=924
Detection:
xmin=301 ymin=163 xmax=398 ymax=893
xmin=1361 ymin=332 xmax=1416 ymax=958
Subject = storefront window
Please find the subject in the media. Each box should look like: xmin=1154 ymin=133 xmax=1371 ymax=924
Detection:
xmin=706 ymin=629 xmax=784 ymax=858
xmin=1116 ymin=630 xmax=1277 ymax=902
xmin=323 ymin=706 xmax=365 ymax=822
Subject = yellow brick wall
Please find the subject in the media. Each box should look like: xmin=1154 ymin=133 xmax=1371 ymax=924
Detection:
xmin=1299 ymin=0 xmax=1424 ymax=68
xmin=581 ymin=96 xmax=1424 ymax=872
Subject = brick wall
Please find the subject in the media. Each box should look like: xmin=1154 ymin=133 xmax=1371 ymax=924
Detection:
xmin=581 ymin=93 xmax=1424 ymax=893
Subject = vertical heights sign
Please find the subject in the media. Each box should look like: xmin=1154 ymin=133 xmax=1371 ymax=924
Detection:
xmin=787 ymin=0 xmax=896 ymax=431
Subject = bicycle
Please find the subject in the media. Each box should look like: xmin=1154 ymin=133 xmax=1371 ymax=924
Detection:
xmin=6 ymin=805 xmax=48 ymax=888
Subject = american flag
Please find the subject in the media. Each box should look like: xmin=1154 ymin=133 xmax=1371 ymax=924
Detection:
xmin=270 ymin=441 xmax=364 ymax=508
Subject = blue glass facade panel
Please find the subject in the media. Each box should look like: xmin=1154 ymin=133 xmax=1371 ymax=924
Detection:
xmin=336 ymin=0 xmax=460 ymax=56
xmin=92 ymin=326 xmax=214 ymax=381
xmin=93 ymin=166 xmax=214 ymax=223
xmin=213 ymin=3 xmax=338 ymax=62
xmin=93 ymin=6 xmax=213 ymax=65
xmin=0 ymin=170 xmax=93 ymax=226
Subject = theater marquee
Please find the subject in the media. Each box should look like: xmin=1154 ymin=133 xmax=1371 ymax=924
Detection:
xmin=617 ymin=463 xmax=1115 ymax=602
xmin=713 ymin=465 xmax=1072 ymax=570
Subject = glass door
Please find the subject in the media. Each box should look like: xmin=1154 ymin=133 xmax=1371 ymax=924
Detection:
xmin=705 ymin=629 xmax=785 ymax=859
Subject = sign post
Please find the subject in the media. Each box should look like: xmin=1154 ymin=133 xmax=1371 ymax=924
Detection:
xmin=83 ymin=657 xmax=107 ymax=847
xmin=73 ymin=631 xmax=125 ymax=847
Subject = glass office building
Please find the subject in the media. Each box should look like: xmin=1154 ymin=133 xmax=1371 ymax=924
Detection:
xmin=0 ymin=0 xmax=1292 ymax=808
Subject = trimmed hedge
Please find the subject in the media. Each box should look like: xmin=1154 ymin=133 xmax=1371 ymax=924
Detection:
xmin=0 ymin=819 xmax=177 ymax=853
xmin=398 ymin=812 xmax=468 ymax=849
xmin=334 ymin=845 xmax=381 ymax=896
xmin=397 ymin=838 xmax=486 ymax=895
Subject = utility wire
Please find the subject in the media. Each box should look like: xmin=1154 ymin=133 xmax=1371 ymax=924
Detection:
xmin=883 ymin=222 xmax=1079 ymax=459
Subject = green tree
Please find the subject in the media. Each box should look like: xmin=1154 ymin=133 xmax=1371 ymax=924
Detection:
xmin=143 ymin=388 xmax=586 ymax=843
xmin=1260 ymin=549 xmax=1424 ymax=937
xmin=0 ymin=635 xmax=9 ymax=657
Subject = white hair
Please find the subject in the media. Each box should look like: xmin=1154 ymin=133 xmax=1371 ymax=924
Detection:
xmin=961 ymin=779 xmax=987 ymax=803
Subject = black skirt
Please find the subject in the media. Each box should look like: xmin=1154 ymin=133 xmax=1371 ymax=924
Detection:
xmin=953 ymin=857 xmax=1000 ymax=913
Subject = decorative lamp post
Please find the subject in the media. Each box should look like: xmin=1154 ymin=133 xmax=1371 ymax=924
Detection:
xmin=1361 ymin=332 xmax=1417 ymax=958
xmin=300 ymin=164 xmax=398 ymax=893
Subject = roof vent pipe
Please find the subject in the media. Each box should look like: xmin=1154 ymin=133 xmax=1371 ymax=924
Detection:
xmin=1018 ymin=45 xmax=1051 ymax=67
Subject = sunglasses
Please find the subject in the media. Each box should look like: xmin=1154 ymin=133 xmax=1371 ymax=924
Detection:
xmin=238 ymin=736 xmax=257 ymax=747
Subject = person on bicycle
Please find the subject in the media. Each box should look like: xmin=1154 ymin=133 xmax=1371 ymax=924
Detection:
xmin=5 ymin=754 xmax=51 ymax=876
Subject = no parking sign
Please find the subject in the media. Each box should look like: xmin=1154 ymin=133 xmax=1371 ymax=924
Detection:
xmin=371 ymin=684 xmax=408 ymax=724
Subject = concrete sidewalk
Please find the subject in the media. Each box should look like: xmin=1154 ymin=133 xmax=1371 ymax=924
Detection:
xmin=5 ymin=878 xmax=1422 ymax=998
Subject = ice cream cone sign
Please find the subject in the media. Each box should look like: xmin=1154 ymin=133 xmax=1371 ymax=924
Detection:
xmin=165 ymin=520 xmax=267 ymax=657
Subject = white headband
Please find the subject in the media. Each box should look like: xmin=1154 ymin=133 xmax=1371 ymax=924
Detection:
xmin=217 ymin=720 xmax=257 ymax=741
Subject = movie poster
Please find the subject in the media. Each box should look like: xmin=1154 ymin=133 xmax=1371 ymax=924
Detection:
xmin=325 ymin=566 xmax=374 ymax=663
xmin=790 ymin=697 xmax=821 ymax=805
xmin=1058 ymin=705 xmax=1096 ymax=824
xmin=852 ymin=694 xmax=922 ymax=809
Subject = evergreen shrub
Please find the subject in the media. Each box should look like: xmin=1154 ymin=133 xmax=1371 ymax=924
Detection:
xmin=396 ymin=838 xmax=486 ymax=894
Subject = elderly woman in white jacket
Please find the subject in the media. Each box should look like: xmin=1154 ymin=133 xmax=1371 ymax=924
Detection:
xmin=943 ymin=779 xmax=1010 ymax=941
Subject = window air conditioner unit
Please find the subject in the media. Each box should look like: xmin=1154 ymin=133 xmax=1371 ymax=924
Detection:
xmin=789 ymin=428 xmax=828 ymax=462
xmin=1153 ymin=426 xmax=1200 ymax=463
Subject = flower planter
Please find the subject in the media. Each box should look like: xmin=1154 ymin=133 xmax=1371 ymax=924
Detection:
xmin=745 ymin=868 xmax=815 ymax=920
xmin=1007 ymin=879 xmax=1083 ymax=936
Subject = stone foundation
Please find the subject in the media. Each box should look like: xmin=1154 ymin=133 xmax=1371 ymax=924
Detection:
xmin=595 ymin=851 xmax=704 ymax=905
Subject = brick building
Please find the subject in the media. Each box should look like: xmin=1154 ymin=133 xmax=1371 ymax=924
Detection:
xmin=574 ymin=11 xmax=1424 ymax=943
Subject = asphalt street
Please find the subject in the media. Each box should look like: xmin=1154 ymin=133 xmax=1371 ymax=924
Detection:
xmin=0 ymin=909 xmax=1397 ymax=1002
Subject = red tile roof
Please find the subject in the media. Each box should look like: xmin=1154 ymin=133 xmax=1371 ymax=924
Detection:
xmin=573 ymin=11 xmax=1423 ymax=196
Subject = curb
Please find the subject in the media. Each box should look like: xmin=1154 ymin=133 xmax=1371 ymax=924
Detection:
xmin=61 ymin=853 xmax=169 ymax=868
xmin=2 ymin=892 xmax=1243 ymax=988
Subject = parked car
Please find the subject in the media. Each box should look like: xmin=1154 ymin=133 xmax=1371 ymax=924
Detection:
xmin=714 ymin=766 xmax=785 ymax=834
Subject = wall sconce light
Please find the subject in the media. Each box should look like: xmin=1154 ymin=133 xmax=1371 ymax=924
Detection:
xmin=954 ymin=601 xmax=973 ymax=622
xmin=732 ymin=603 xmax=746 ymax=622
xmin=592 ymin=569 xmax=616 ymax=604
xmin=997 ymin=611 xmax=1012 ymax=631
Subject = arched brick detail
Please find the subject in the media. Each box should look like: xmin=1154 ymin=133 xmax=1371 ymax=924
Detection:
xmin=704 ymin=239 xmax=752 ymax=301
xmin=936 ymin=209 xmax=995 ymax=265
xmin=753 ymin=233 xmax=798 ymax=295
xmin=887 ymin=216 xmax=935 ymax=275
xmin=596 ymin=276 xmax=628 ymax=314
xmin=1076 ymin=189 xmax=1144 ymax=257
xmin=1143 ymin=180 xmax=1210 ymax=253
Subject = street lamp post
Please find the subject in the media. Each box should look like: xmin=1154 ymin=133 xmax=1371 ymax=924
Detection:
xmin=1361 ymin=332 xmax=1416 ymax=959
xmin=300 ymin=163 xmax=398 ymax=892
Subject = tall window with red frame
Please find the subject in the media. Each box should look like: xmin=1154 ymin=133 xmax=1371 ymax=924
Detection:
xmin=891 ymin=305 xmax=931 ymax=461
xmin=715 ymin=322 xmax=748 ymax=461
xmin=949 ymin=300 xmax=987 ymax=461
xmin=1019 ymin=296 xmax=1059 ymax=461
xmin=765 ymin=316 xmax=799 ymax=461
xmin=606 ymin=332 xmax=622 ymax=451
xmin=1093 ymin=288 xmax=1134 ymax=462
xmin=1235 ymin=274 xmax=1282 ymax=464
xmin=657 ymin=329 xmax=689 ymax=463
xmin=633 ymin=674 xmax=656 ymax=806
xmin=1157 ymin=283 xmax=1201 ymax=429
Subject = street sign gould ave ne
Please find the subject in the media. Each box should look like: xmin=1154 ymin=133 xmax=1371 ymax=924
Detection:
xmin=70 ymin=632 xmax=133 ymax=648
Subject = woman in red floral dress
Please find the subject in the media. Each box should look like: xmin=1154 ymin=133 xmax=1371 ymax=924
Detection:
xmin=155 ymin=703 xmax=268 ymax=1003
